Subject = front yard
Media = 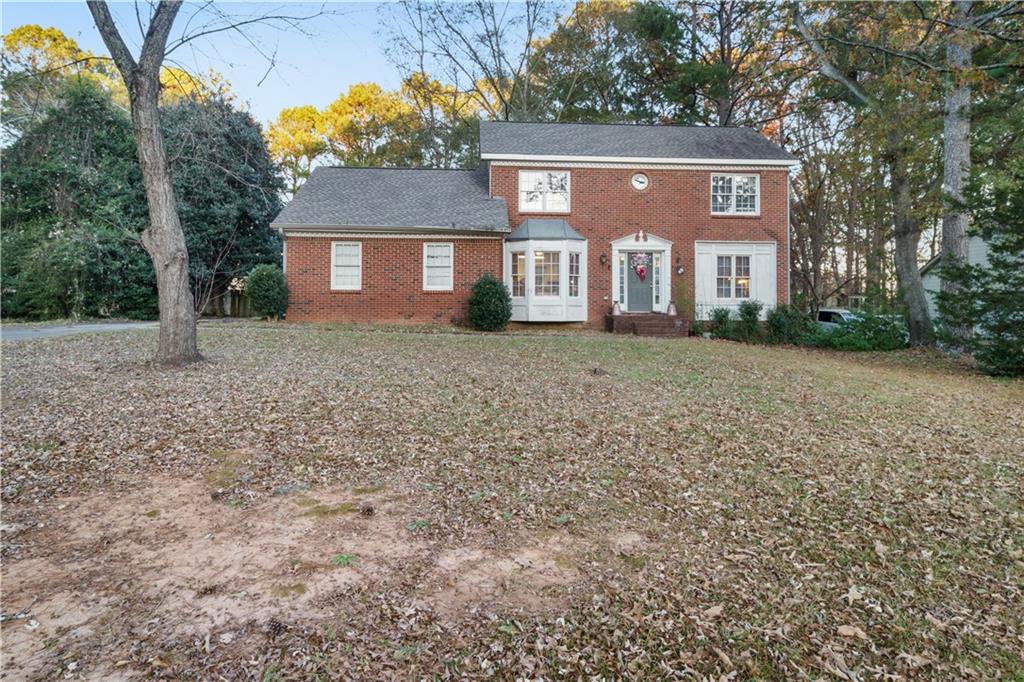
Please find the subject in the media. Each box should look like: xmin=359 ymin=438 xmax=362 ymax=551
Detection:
xmin=1 ymin=324 xmax=1021 ymax=679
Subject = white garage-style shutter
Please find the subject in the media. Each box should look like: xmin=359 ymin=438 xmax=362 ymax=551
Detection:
xmin=751 ymin=243 xmax=777 ymax=309
xmin=694 ymin=241 xmax=778 ymax=320
xmin=694 ymin=243 xmax=717 ymax=319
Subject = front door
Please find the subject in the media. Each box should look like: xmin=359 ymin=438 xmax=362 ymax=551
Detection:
xmin=627 ymin=252 xmax=653 ymax=312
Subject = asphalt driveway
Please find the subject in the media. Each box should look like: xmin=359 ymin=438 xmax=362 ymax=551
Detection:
xmin=1 ymin=321 xmax=158 ymax=341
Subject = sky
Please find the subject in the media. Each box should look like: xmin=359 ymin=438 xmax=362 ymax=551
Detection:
xmin=1 ymin=2 xmax=404 ymax=126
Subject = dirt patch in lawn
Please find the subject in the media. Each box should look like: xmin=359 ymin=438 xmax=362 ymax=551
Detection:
xmin=423 ymin=535 xmax=581 ymax=617
xmin=1 ymin=476 xmax=586 ymax=680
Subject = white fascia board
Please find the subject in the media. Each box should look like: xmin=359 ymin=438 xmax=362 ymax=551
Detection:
xmin=481 ymin=152 xmax=799 ymax=167
xmin=273 ymin=223 xmax=509 ymax=235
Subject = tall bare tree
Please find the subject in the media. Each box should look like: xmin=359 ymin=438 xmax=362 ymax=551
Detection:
xmin=87 ymin=1 xmax=197 ymax=365
xmin=85 ymin=1 xmax=326 ymax=365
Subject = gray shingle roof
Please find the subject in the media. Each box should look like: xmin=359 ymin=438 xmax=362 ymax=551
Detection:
xmin=479 ymin=121 xmax=797 ymax=162
xmin=506 ymin=219 xmax=586 ymax=242
xmin=272 ymin=167 xmax=509 ymax=232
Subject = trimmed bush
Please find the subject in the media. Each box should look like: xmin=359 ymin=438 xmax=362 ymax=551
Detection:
xmin=735 ymin=300 xmax=764 ymax=342
xmin=467 ymin=273 xmax=512 ymax=331
xmin=766 ymin=305 xmax=814 ymax=344
xmin=246 ymin=264 xmax=288 ymax=319
xmin=708 ymin=307 xmax=733 ymax=339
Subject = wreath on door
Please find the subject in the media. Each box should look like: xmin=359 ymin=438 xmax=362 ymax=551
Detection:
xmin=630 ymin=253 xmax=651 ymax=281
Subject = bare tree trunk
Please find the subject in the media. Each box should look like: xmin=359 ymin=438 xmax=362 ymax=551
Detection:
xmin=941 ymin=0 xmax=973 ymax=342
xmin=887 ymin=131 xmax=934 ymax=346
xmin=132 ymin=77 xmax=200 ymax=363
xmin=88 ymin=0 xmax=200 ymax=365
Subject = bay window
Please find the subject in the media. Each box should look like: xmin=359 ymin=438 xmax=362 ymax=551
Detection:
xmin=568 ymin=252 xmax=581 ymax=297
xmin=510 ymin=251 xmax=526 ymax=297
xmin=534 ymin=251 xmax=561 ymax=296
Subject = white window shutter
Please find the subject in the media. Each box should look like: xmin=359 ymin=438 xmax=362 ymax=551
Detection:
xmin=753 ymin=245 xmax=777 ymax=314
xmin=695 ymin=245 xmax=715 ymax=317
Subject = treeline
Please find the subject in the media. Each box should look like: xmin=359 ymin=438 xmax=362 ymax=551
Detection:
xmin=1 ymin=26 xmax=282 ymax=320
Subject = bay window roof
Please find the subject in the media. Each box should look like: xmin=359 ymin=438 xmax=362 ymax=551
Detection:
xmin=506 ymin=218 xmax=586 ymax=242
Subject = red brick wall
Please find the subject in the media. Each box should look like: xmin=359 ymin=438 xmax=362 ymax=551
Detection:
xmin=285 ymin=236 xmax=503 ymax=323
xmin=489 ymin=164 xmax=790 ymax=327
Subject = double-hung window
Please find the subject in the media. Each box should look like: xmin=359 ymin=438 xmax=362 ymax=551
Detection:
xmin=716 ymin=255 xmax=751 ymax=299
xmin=423 ymin=243 xmax=454 ymax=291
xmin=711 ymin=174 xmax=759 ymax=215
xmin=519 ymin=170 xmax=570 ymax=213
xmin=510 ymin=251 xmax=526 ymax=297
xmin=568 ymin=252 xmax=581 ymax=297
xmin=534 ymin=251 xmax=561 ymax=296
xmin=331 ymin=241 xmax=362 ymax=290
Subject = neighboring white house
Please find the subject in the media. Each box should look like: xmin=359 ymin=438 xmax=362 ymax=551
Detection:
xmin=920 ymin=235 xmax=990 ymax=320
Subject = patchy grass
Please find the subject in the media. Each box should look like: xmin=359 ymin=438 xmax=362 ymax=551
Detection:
xmin=1 ymin=323 xmax=1022 ymax=679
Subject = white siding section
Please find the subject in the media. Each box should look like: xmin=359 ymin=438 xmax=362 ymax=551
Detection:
xmin=694 ymin=241 xmax=777 ymax=319
xmin=923 ymin=235 xmax=990 ymax=319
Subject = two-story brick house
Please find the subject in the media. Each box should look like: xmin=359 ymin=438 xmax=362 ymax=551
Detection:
xmin=273 ymin=121 xmax=797 ymax=328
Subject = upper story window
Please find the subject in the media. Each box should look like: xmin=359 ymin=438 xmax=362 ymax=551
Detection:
xmin=331 ymin=241 xmax=362 ymax=290
xmin=519 ymin=170 xmax=570 ymax=213
xmin=711 ymin=174 xmax=759 ymax=215
xmin=423 ymin=242 xmax=454 ymax=291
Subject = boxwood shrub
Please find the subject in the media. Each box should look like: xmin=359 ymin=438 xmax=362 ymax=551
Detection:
xmin=467 ymin=273 xmax=512 ymax=331
xmin=246 ymin=264 xmax=288 ymax=319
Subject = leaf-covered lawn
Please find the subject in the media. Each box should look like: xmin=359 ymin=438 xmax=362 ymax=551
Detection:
xmin=2 ymin=324 xmax=1022 ymax=679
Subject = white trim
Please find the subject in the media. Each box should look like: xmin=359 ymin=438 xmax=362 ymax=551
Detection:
xmin=422 ymin=242 xmax=454 ymax=292
xmin=517 ymin=169 xmax=571 ymax=214
xmin=330 ymin=241 xmax=362 ymax=291
xmin=609 ymin=233 xmax=673 ymax=313
xmin=274 ymin=224 xmax=508 ymax=235
xmin=484 ymin=153 xmax=798 ymax=167
xmin=710 ymin=173 xmax=760 ymax=216
xmin=282 ymin=240 xmax=287 ymax=275
xmin=786 ymin=176 xmax=792 ymax=305
xmin=490 ymin=160 xmax=790 ymax=172
xmin=285 ymin=232 xmax=504 ymax=240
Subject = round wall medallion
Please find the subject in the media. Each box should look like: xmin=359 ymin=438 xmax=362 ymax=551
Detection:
xmin=631 ymin=172 xmax=650 ymax=191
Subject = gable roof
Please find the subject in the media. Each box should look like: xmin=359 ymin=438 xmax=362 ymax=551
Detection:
xmin=506 ymin=218 xmax=586 ymax=242
xmin=271 ymin=167 xmax=509 ymax=233
xmin=479 ymin=121 xmax=797 ymax=165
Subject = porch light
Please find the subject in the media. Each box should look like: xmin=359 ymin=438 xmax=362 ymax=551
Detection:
xmin=599 ymin=253 xmax=608 ymax=265
xmin=675 ymin=256 xmax=684 ymax=275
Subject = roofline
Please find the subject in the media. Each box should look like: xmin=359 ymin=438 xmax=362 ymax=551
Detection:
xmin=480 ymin=153 xmax=798 ymax=166
xmin=314 ymin=166 xmax=483 ymax=172
xmin=920 ymin=251 xmax=943 ymax=275
xmin=272 ymin=222 xmax=510 ymax=235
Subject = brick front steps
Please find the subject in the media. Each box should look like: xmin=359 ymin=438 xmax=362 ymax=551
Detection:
xmin=605 ymin=313 xmax=690 ymax=337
